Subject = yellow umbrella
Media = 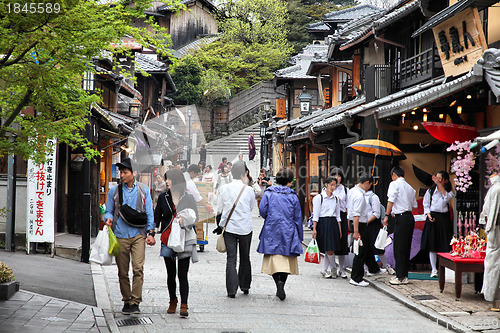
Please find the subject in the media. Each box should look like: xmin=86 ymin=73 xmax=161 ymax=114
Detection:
xmin=346 ymin=139 xmax=406 ymax=160
xmin=347 ymin=139 xmax=406 ymax=176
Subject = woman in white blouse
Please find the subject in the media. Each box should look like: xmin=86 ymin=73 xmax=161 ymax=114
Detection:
xmin=312 ymin=177 xmax=341 ymax=278
xmin=420 ymin=171 xmax=454 ymax=278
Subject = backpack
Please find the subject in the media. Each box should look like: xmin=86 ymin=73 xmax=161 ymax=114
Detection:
xmin=368 ymin=192 xmax=386 ymax=220
xmin=307 ymin=194 xmax=324 ymax=229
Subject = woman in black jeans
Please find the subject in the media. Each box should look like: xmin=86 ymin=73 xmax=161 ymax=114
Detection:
xmin=154 ymin=169 xmax=198 ymax=317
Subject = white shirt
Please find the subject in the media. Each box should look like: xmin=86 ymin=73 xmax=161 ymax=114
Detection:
xmin=349 ymin=186 xmax=370 ymax=223
xmin=423 ymin=187 xmax=453 ymax=214
xmin=365 ymin=190 xmax=381 ymax=219
xmin=202 ymin=171 xmax=216 ymax=183
xmin=217 ymin=180 xmax=255 ymax=235
xmin=387 ymin=177 xmax=417 ymax=214
xmin=333 ymin=184 xmax=347 ymax=213
xmin=312 ymin=190 xmax=341 ymax=222
xmin=184 ymin=172 xmax=202 ymax=202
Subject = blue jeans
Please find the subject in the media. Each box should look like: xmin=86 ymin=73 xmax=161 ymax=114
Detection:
xmin=224 ymin=231 xmax=252 ymax=295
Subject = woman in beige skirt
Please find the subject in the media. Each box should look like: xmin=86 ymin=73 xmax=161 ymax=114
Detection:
xmin=257 ymin=168 xmax=303 ymax=300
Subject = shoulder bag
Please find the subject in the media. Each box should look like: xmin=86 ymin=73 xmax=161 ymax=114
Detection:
xmin=216 ymin=185 xmax=247 ymax=253
xmin=118 ymin=183 xmax=148 ymax=228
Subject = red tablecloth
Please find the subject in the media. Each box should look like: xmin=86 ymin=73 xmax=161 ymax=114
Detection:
xmin=437 ymin=252 xmax=484 ymax=264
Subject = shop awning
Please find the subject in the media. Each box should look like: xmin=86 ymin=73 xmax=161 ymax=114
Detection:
xmin=412 ymin=0 xmax=499 ymax=37
xmin=421 ymin=122 xmax=479 ymax=144
xmin=376 ymin=67 xmax=483 ymax=119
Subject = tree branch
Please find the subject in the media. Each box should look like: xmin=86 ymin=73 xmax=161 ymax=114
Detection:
xmin=0 ymin=89 xmax=34 ymax=138
xmin=0 ymin=41 xmax=38 ymax=68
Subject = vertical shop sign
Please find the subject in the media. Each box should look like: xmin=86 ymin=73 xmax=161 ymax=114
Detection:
xmin=432 ymin=7 xmax=487 ymax=77
xmin=26 ymin=139 xmax=57 ymax=245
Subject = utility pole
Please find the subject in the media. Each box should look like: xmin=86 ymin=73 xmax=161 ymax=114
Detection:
xmin=5 ymin=145 xmax=16 ymax=252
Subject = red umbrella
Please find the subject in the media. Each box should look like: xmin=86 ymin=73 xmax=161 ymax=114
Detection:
xmin=421 ymin=122 xmax=478 ymax=144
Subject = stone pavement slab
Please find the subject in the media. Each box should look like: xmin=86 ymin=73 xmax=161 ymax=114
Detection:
xmin=0 ymin=290 xmax=104 ymax=332
xmin=94 ymin=208 xmax=451 ymax=333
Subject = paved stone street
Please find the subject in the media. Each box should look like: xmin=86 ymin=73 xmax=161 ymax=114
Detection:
xmin=94 ymin=208 xmax=451 ymax=333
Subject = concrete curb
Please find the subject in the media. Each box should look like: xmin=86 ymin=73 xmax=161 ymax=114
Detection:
xmin=366 ymin=276 xmax=474 ymax=333
xmin=91 ymin=262 xmax=120 ymax=333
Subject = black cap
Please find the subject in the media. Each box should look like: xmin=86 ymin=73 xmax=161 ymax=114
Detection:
xmin=116 ymin=157 xmax=133 ymax=172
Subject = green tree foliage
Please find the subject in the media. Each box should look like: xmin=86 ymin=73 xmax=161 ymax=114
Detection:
xmin=0 ymin=0 xmax=179 ymax=162
xmin=286 ymin=0 xmax=358 ymax=54
xmin=197 ymin=0 xmax=292 ymax=94
xmin=169 ymin=55 xmax=203 ymax=105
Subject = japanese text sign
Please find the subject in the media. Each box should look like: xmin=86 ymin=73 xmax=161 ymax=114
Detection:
xmin=432 ymin=7 xmax=487 ymax=77
xmin=26 ymin=139 xmax=57 ymax=244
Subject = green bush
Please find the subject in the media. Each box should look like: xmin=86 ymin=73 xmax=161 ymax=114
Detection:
xmin=0 ymin=261 xmax=15 ymax=283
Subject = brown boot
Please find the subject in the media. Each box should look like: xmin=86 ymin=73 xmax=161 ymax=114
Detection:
xmin=167 ymin=298 xmax=178 ymax=314
xmin=180 ymin=303 xmax=188 ymax=317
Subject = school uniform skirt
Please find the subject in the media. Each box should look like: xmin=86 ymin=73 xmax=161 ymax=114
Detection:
xmin=316 ymin=216 xmax=341 ymax=253
xmin=367 ymin=219 xmax=385 ymax=255
xmin=420 ymin=212 xmax=453 ymax=253
xmin=336 ymin=211 xmax=350 ymax=255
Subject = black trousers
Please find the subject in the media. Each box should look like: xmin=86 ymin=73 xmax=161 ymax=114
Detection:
xmin=351 ymin=223 xmax=379 ymax=283
xmin=224 ymin=231 xmax=252 ymax=295
xmin=393 ymin=212 xmax=415 ymax=280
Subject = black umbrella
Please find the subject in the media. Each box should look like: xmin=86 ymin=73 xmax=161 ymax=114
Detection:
xmin=412 ymin=164 xmax=433 ymax=187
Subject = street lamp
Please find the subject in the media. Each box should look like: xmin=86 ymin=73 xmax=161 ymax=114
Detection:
xmin=260 ymin=121 xmax=267 ymax=169
xmin=298 ymin=86 xmax=312 ymax=116
xmin=263 ymin=99 xmax=271 ymax=120
xmin=129 ymin=98 xmax=141 ymax=118
xmin=187 ymin=108 xmax=192 ymax=164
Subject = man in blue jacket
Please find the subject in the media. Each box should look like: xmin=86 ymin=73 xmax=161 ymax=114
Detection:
xmin=104 ymin=158 xmax=155 ymax=315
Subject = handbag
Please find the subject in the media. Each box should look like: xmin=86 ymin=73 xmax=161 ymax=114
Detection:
xmin=304 ymin=239 xmax=320 ymax=264
xmin=374 ymin=226 xmax=388 ymax=250
xmin=167 ymin=218 xmax=185 ymax=252
xmin=89 ymin=226 xmax=113 ymax=265
xmin=216 ymin=185 xmax=247 ymax=253
xmin=118 ymin=184 xmax=148 ymax=228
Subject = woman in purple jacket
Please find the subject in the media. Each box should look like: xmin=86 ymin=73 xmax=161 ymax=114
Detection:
xmin=257 ymin=168 xmax=303 ymax=301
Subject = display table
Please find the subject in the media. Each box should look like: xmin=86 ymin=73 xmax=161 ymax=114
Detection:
xmin=438 ymin=252 xmax=484 ymax=299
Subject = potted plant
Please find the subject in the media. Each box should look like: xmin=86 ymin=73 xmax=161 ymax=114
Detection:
xmin=0 ymin=261 xmax=19 ymax=300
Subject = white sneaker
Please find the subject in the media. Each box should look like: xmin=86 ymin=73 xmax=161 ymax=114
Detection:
xmin=430 ymin=270 xmax=438 ymax=278
xmin=385 ymin=265 xmax=396 ymax=275
xmin=321 ymin=270 xmax=332 ymax=278
xmin=366 ymin=268 xmax=387 ymax=276
xmin=338 ymin=270 xmax=348 ymax=279
xmin=330 ymin=270 xmax=337 ymax=279
xmin=349 ymin=278 xmax=369 ymax=287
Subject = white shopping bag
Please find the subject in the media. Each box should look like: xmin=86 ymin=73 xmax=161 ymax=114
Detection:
xmin=89 ymin=226 xmax=113 ymax=265
xmin=353 ymin=239 xmax=363 ymax=255
xmin=374 ymin=226 xmax=388 ymax=250
xmin=167 ymin=219 xmax=185 ymax=252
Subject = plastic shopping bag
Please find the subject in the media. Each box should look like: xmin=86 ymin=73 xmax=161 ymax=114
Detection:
xmin=167 ymin=219 xmax=185 ymax=252
xmin=374 ymin=226 xmax=388 ymax=250
xmin=89 ymin=226 xmax=113 ymax=265
xmin=108 ymin=227 xmax=120 ymax=256
xmin=304 ymin=239 xmax=320 ymax=264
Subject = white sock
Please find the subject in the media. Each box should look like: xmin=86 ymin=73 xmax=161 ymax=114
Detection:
xmin=429 ymin=252 xmax=437 ymax=272
xmin=338 ymin=255 xmax=345 ymax=271
xmin=322 ymin=254 xmax=331 ymax=271
xmin=327 ymin=254 xmax=337 ymax=271
xmin=378 ymin=254 xmax=388 ymax=267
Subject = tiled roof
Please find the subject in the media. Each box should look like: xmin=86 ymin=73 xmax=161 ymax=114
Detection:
xmin=376 ymin=68 xmax=483 ymax=118
xmin=323 ymin=4 xmax=381 ymax=22
xmin=339 ymin=0 xmax=420 ymax=50
xmin=135 ymin=53 xmax=167 ymax=72
xmin=373 ymin=0 xmax=419 ymax=31
xmin=310 ymin=96 xmax=366 ymax=132
xmin=275 ymin=44 xmax=328 ymax=79
xmin=306 ymin=21 xmax=331 ymax=31
xmin=173 ymin=35 xmax=220 ymax=58
xmin=412 ymin=0 xmax=499 ymax=37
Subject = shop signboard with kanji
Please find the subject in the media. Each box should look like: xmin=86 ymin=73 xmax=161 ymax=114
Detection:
xmin=26 ymin=139 xmax=57 ymax=248
xmin=432 ymin=7 xmax=487 ymax=77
